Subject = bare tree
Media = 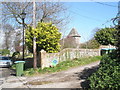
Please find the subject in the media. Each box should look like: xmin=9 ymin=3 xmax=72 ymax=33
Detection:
xmin=2 ymin=1 xmax=69 ymax=68
xmin=2 ymin=2 xmax=68 ymax=30
xmin=2 ymin=24 xmax=14 ymax=50
xmin=14 ymin=29 xmax=22 ymax=52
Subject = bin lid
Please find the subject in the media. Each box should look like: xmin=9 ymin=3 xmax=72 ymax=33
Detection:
xmin=101 ymin=48 xmax=116 ymax=50
xmin=14 ymin=61 xmax=25 ymax=63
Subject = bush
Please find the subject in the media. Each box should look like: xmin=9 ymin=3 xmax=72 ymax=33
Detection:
xmin=26 ymin=22 xmax=61 ymax=53
xmin=88 ymin=54 xmax=120 ymax=89
xmin=12 ymin=51 xmax=20 ymax=59
xmin=80 ymin=39 xmax=100 ymax=49
xmin=1 ymin=49 xmax=10 ymax=55
xmin=0 ymin=49 xmax=2 ymax=55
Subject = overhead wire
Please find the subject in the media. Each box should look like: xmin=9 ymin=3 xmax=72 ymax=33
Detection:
xmin=91 ymin=0 xmax=118 ymax=8
xmin=76 ymin=1 xmax=118 ymax=26
xmin=69 ymin=9 xmax=115 ymax=27
xmin=91 ymin=0 xmax=118 ymax=26
xmin=76 ymin=7 xmax=115 ymax=26
xmin=101 ymin=18 xmax=114 ymax=26
xmin=67 ymin=2 xmax=118 ymax=43
xmin=68 ymin=10 xmax=97 ymax=44
xmin=68 ymin=9 xmax=116 ymax=43
xmin=69 ymin=10 xmax=102 ymax=22
xmin=68 ymin=3 xmax=115 ymax=25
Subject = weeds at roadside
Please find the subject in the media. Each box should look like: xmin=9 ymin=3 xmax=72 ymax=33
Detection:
xmin=24 ymin=56 xmax=101 ymax=76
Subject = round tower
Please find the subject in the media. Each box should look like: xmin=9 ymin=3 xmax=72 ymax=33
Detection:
xmin=68 ymin=28 xmax=81 ymax=48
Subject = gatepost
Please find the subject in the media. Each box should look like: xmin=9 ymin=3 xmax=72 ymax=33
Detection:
xmin=40 ymin=49 xmax=47 ymax=69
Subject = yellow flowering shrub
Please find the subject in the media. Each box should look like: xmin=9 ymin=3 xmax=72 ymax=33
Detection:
xmin=26 ymin=22 xmax=61 ymax=53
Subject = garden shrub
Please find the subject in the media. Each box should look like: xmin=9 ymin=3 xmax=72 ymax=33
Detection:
xmin=0 ymin=49 xmax=2 ymax=55
xmin=88 ymin=53 xmax=120 ymax=89
xmin=12 ymin=51 xmax=20 ymax=59
xmin=1 ymin=49 xmax=10 ymax=55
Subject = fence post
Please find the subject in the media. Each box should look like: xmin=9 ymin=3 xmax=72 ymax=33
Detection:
xmin=40 ymin=49 xmax=47 ymax=69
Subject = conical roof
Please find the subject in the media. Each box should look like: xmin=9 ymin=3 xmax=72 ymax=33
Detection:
xmin=68 ymin=28 xmax=81 ymax=37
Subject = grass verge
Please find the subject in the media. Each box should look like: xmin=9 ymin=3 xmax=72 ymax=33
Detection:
xmin=24 ymin=56 xmax=102 ymax=76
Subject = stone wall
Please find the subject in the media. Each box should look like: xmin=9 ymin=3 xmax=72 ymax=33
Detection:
xmin=99 ymin=45 xmax=116 ymax=49
xmin=39 ymin=48 xmax=100 ymax=69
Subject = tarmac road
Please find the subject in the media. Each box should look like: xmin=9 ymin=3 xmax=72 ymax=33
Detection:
xmin=19 ymin=61 xmax=100 ymax=88
xmin=1 ymin=61 xmax=100 ymax=88
xmin=0 ymin=68 xmax=15 ymax=86
xmin=0 ymin=68 xmax=11 ymax=78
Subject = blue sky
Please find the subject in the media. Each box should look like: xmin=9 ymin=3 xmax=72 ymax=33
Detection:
xmin=63 ymin=2 xmax=118 ymax=43
xmin=0 ymin=1 xmax=119 ymax=44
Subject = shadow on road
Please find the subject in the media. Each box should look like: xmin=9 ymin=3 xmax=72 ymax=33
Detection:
xmin=75 ymin=66 xmax=99 ymax=89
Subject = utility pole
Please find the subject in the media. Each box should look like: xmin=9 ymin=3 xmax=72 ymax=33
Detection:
xmin=33 ymin=0 xmax=37 ymax=68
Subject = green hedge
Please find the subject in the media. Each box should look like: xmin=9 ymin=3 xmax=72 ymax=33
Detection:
xmin=88 ymin=53 xmax=120 ymax=89
xmin=1 ymin=49 xmax=10 ymax=55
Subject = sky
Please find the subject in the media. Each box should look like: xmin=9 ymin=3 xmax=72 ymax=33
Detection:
xmin=0 ymin=0 xmax=119 ymax=45
xmin=63 ymin=2 xmax=118 ymax=43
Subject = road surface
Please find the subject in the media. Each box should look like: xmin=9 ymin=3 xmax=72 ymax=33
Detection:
xmin=0 ymin=68 xmax=14 ymax=86
xmin=19 ymin=61 xmax=100 ymax=88
xmin=1 ymin=61 xmax=100 ymax=88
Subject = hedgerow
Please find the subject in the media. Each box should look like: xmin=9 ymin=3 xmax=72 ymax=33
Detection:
xmin=88 ymin=52 xmax=120 ymax=89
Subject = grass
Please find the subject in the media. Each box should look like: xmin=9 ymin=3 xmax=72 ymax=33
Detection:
xmin=24 ymin=56 xmax=102 ymax=76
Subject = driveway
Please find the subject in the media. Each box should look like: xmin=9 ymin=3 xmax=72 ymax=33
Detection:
xmin=0 ymin=67 xmax=13 ymax=88
xmin=1 ymin=61 xmax=100 ymax=89
xmin=0 ymin=68 xmax=12 ymax=78
xmin=21 ymin=61 xmax=99 ymax=88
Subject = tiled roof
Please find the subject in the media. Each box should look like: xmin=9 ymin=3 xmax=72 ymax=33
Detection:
xmin=68 ymin=28 xmax=81 ymax=37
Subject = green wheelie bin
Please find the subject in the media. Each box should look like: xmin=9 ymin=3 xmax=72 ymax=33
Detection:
xmin=14 ymin=61 xmax=25 ymax=76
